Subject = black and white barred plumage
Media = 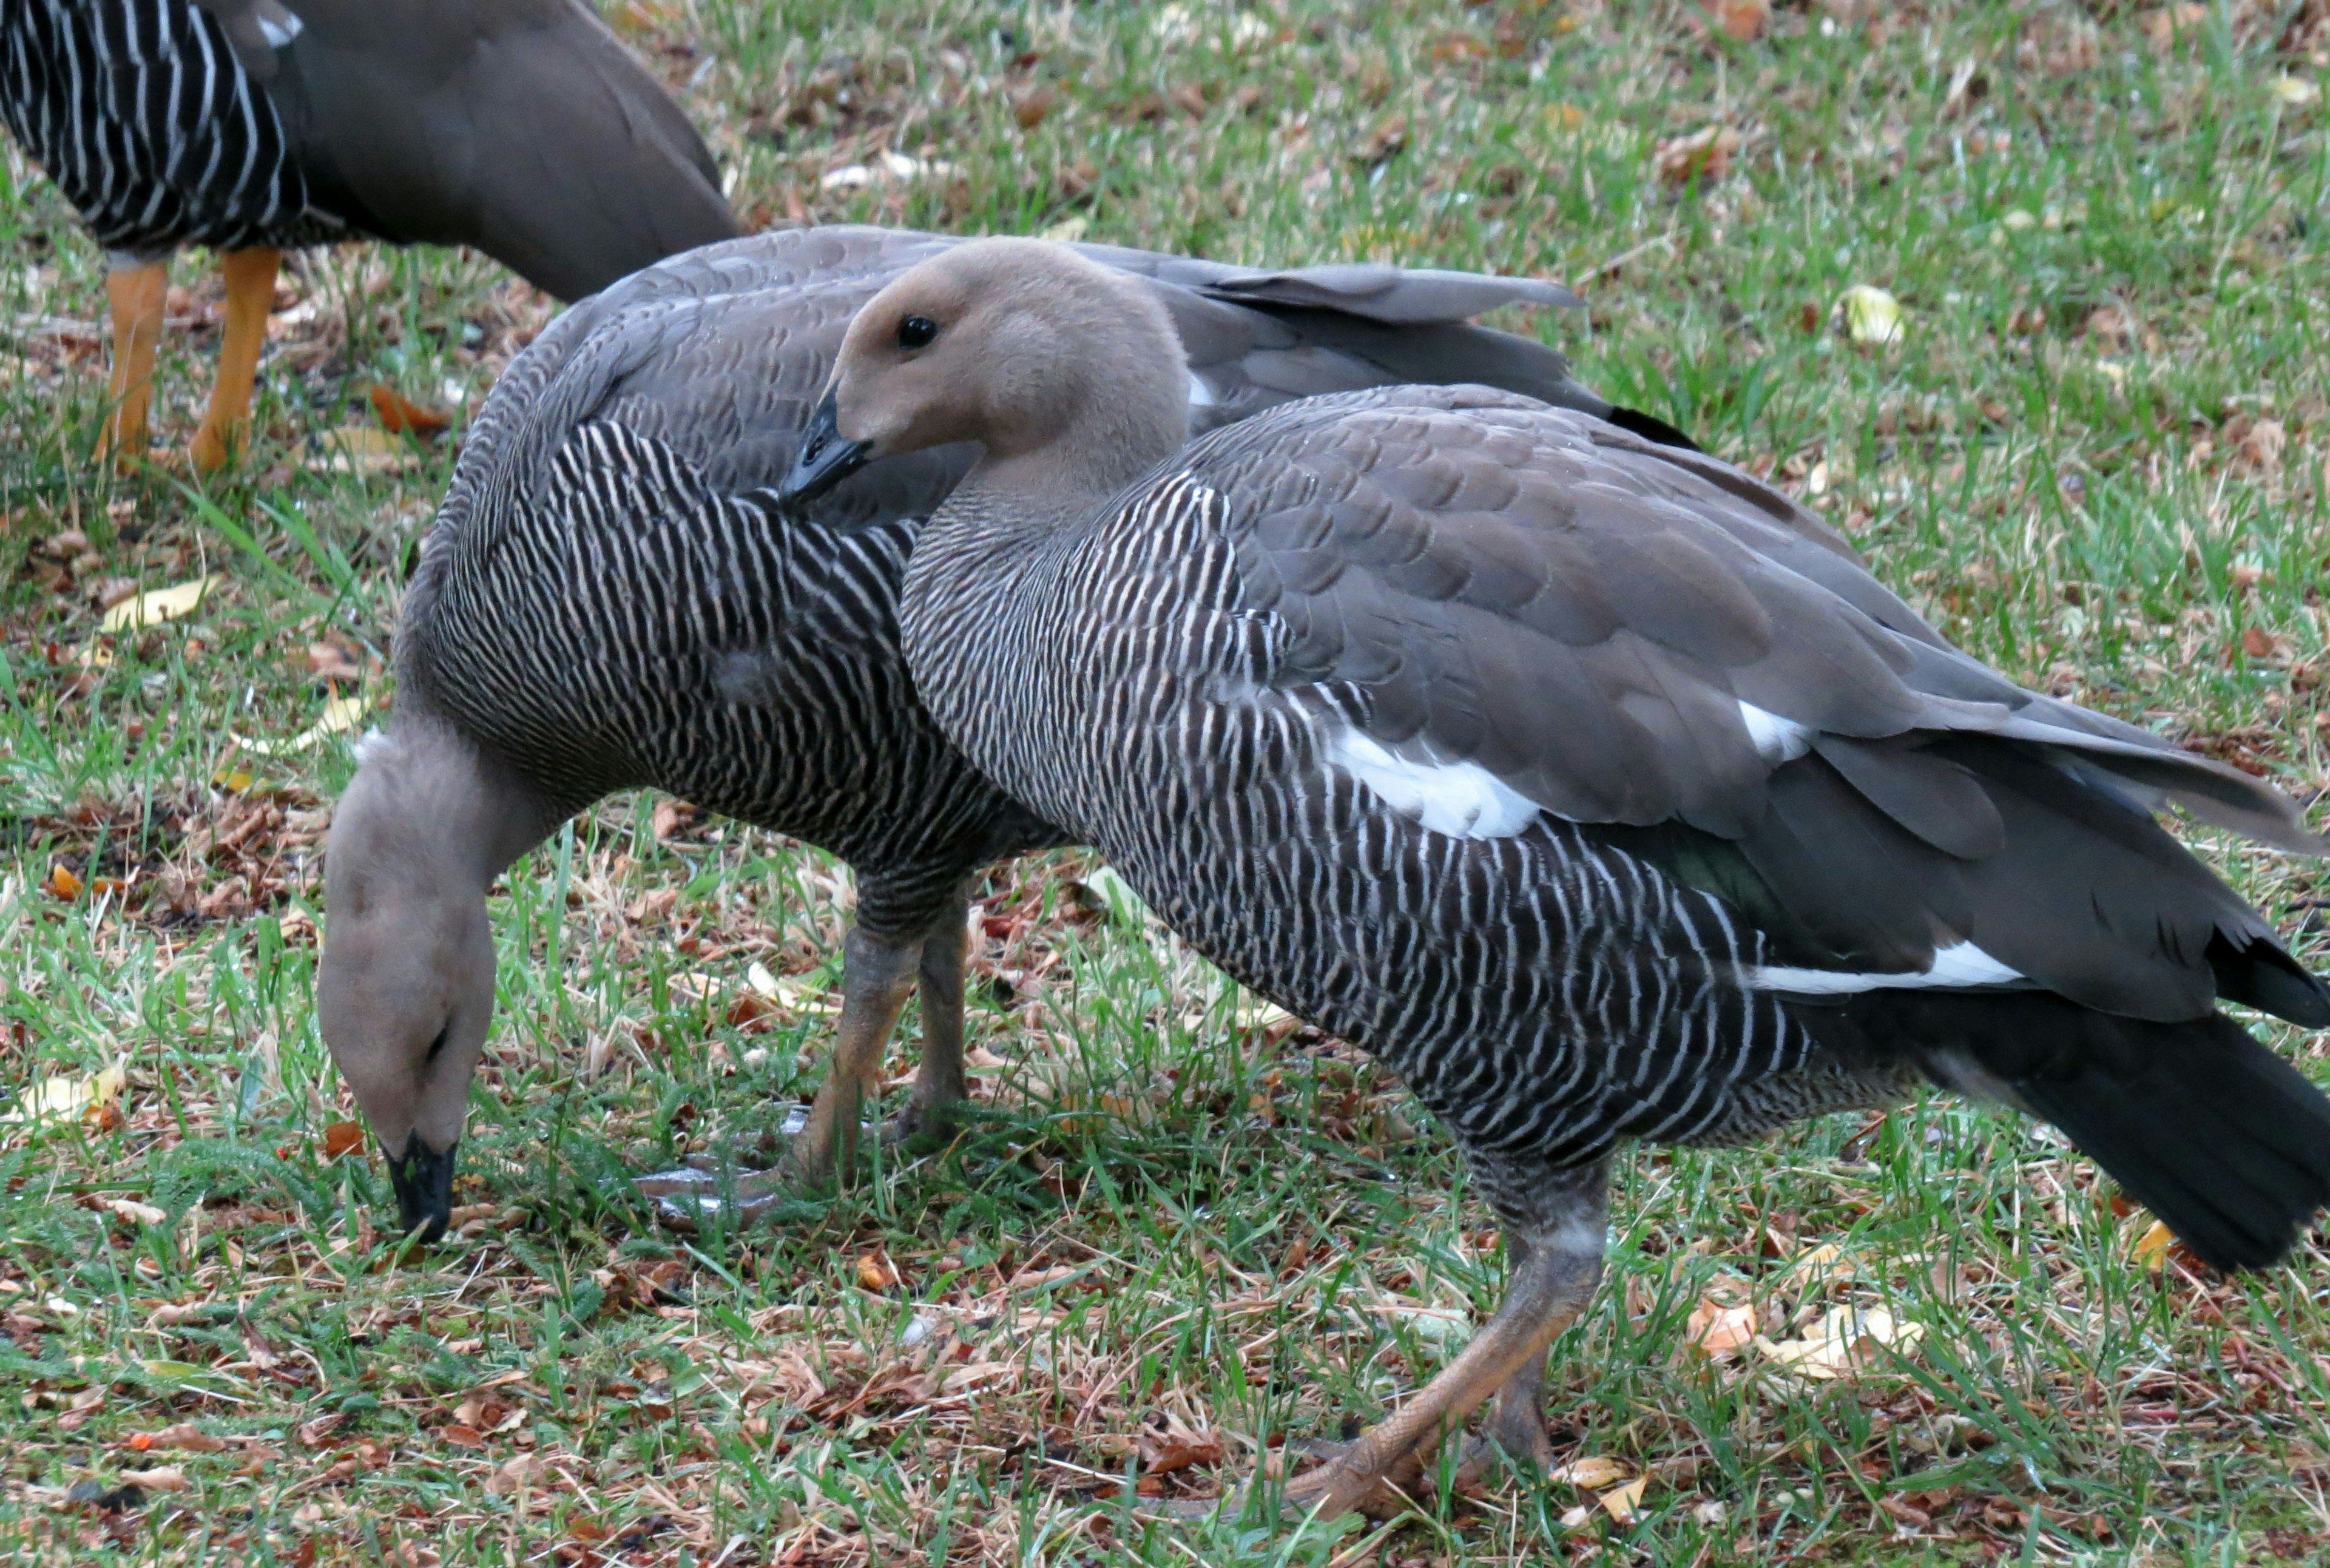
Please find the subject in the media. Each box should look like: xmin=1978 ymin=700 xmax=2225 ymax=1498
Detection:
xmin=399 ymin=227 xmax=1632 ymax=944
xmin=1 ymin=0 xmax=332 ymax=259
xmin=902 ymin=384 xmax=2330 ymax=1262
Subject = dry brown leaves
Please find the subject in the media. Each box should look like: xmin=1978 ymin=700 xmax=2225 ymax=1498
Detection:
xmin=1653 ymin=124 xmax=1741 ymax=186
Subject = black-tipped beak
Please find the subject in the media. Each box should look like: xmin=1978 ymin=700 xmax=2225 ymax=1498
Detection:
xmin=386 ymin=1131 xmax=458 ymax=1242
xmin=778 ymin=390 xmax=871 ymax=509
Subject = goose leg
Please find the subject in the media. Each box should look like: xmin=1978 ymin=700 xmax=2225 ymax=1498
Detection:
xmin=783 ymin=924 xmax=920 ymax=1186
xmin=101 ymin=259 xmax=169 ymax=470
xmin=1473 ymin=1230 xmax=1561 ymax=1470
xmin=890 ymin=899 xmax=970 ymax=1144
xmin=1206 ymin=1168 xmax=1606 ymax=1522
xmin=191 ymin=248 xmax=279 ymax=471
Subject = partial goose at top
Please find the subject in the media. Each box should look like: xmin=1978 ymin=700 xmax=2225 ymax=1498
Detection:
xmin=0 ymin=0 xmax=741 ymax=469
xmin=781 ymin=237 xmax=2330 ymax=1521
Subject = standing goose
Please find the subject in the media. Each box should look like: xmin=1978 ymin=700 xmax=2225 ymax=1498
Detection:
xmin=319 ymin=224 xmax=1690 ymax=1239
xmin=780 ymin=238 xmax=2330 ymax=1519
xmin=0 ymin=0 xmax=739 ymax=470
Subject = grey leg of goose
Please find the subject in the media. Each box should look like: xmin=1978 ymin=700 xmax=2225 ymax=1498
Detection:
xmin=1476 ymin=1230 xmax=1561 ymax=1470
xmin=891 ymin=901 xmax=970 ymax=1143
xmin=784 ymin=925 xmax=921 ymax=1186
xmin=1186 ymin=1168 xmax=1606 ymax=1522
xmin=1278 ymin=1222 xmax=1602 ymax=1519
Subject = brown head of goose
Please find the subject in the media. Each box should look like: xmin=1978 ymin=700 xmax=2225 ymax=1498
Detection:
xmin=316 ymin=225 xmax=1674 ymax=1240
xmin=1 ymin=0 xmax=741 ymax=470
xmin=783 ymin=237 xmax=2330 ymax=1519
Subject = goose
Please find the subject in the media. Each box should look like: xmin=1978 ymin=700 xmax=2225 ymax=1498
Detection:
xmin=0 ymin=0 xmax=739 ymax=470
xmin=778 ymin=237 xmax=2330 ymax=1519
xmin=318 ymin=223 xmax=1694 ymax=1240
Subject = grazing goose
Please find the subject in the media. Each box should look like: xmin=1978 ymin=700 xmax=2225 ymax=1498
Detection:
xmin=0 ymin=0 xmax=738 ymax=470
xmin=319 ymin=224 xmax=1689 ymax=1239
xmin=780 ymin=238 xmax=2330 ymax=1519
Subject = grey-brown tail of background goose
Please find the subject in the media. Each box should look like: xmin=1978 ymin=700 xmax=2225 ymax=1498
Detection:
xmin=322 ymin=224 xmax=1675 ymax=1240
xmin=796 ymin=238 xmax=2330 ymax=1519
xmin=0 ymin=0 xmax=740 ymax=470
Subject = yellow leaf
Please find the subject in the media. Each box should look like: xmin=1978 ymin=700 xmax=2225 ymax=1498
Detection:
xmin=2271 ymin=75 xmax=2321 ymax=107
xmin=1599 ymin=1475 xmax=1650 ymax=1522
xmin=299 ymin=424 xmax=417 ymax=476
xmin=235 ymin=694 xmax=370 ymax=756
xmin=1039 ymin=216 xmax=1090 ymax=243
xmin=210 ymin=768 xmax=255 ymax=792
xmin=1684 ymin=1299 xmax=1758 ymax=1356
xmin=100 ymin=576 xmax=218 ymax=634
xmin=2132 ymin=1217 xmax=2175 ymax=1271
xmin=2 ymin=1056 xmax=125 ymax=1132
xmin=1839 ymin=284 xmax=1902 ymax=345
xmin=1761 ymin=1303 xmax=1924 ymax=1379
xmin=1550 ymin=1455 xmax=1632 ymax=1489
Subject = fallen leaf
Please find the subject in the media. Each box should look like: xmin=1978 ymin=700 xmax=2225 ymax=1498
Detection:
xmin=2238 ymin=417 xmax=2286 ymax=470
xmin=303 ymin=641 xmax=363 ymax=681
xmin=2 ymin=1056 xmax=126 ymax=1132
xmin=857 ymin=1251 xmax=900 ymax=1291
xmin=100 ymin=576 xmax=218 ymax=634
xmin=1839 ymin=284 xmax=1903 ymax=345
xmin=1550 ymin=1455 xmax=1632 ymax=1489
xmin=485 ymin=1453 xmax=547 ymax=1495
xmin=2132 ymin=1217 xmax=2176 ymax=1271
xmin=367 ymin=384 xmax=453 ymax=436
xmin=322 ymin=1120 xmax=366 ymax=1160
xmin=1135 ymin=1410 xmax=1226 ymax=1474
xmin=299 ymin=425 xmax=417 ymax=476
xmin=1653 ymin=124 xmax=1740 ymax=186
xmin=439 ymin=1424 xmax=484 ymax=1448
xmin=43 ymin=863 xmax=83 ymax=900
xmin=235 ymin=694 xmax=369 ymax=755
xmin=2272 ymin=75 xmax=2322 ymax=107
xmin=118 ymin=1466 xmax=189 ymax=1492
xmin=296 ymin=1413 xmax=345 ymax=1447
xmin=101 ymin=1197 xmax=168 ymax=1226
xmin=1705 ymin=0 xmax=1769 ymax=40
xmin=1684 ymin=1299 xmax=1759 ymax=1356
xmin=127 ymin=1422 xmax=225 ymax=1454
xmin=1761 ymin=1303 xmax=1925 ymax=1379
xmin=1599 ymin=1475 xmax=1650 ymax=1522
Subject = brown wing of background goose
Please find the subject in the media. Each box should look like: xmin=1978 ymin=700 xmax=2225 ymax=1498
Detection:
xmin=1 ymin=0 xmax=740 ymax=467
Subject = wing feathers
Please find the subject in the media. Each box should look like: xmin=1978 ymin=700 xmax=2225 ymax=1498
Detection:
xmin=1183 ymin=387 xmax=2323 ymax=1025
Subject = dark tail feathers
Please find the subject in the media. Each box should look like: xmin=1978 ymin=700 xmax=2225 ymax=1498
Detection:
xmin=1800 ymin=991 xmax=2330 ymax=1271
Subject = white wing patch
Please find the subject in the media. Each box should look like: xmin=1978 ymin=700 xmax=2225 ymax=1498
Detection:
xmin=1739 ymin=701 xmax=1814 ymax=763
xmin=257 ymin=4 xmax=305 ymax=46
xmin=1186 ymin=372 xmax=1218 ymax=408
xmin=1329 ymin=729 xmax=1541 ymax=839
xmin=1742 ymin=940 xmax=2024 ymax=995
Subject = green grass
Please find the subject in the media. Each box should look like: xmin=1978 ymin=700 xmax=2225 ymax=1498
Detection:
xmin=3 ymin=0 xmax=2330 ymax=1561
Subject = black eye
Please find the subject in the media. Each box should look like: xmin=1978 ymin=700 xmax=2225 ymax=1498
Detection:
xmin=897 ymin=314 xmax=939 ymax=350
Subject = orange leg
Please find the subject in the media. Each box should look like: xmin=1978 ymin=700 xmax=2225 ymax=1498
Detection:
xmin=190 ymin=247 xmax=280 ymax=471
xmin=101 ymin=261 xmax=169 ymax=471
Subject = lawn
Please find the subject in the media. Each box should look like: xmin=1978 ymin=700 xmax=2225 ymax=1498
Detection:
xmin=2 ymin=0 xmax=2329 ymax=1563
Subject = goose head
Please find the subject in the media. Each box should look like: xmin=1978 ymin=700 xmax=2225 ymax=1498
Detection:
xmin=782 ymin=237 xmax=1190 ymax=510
xmin=319 ymin=721 xmax=547 ymax=1240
